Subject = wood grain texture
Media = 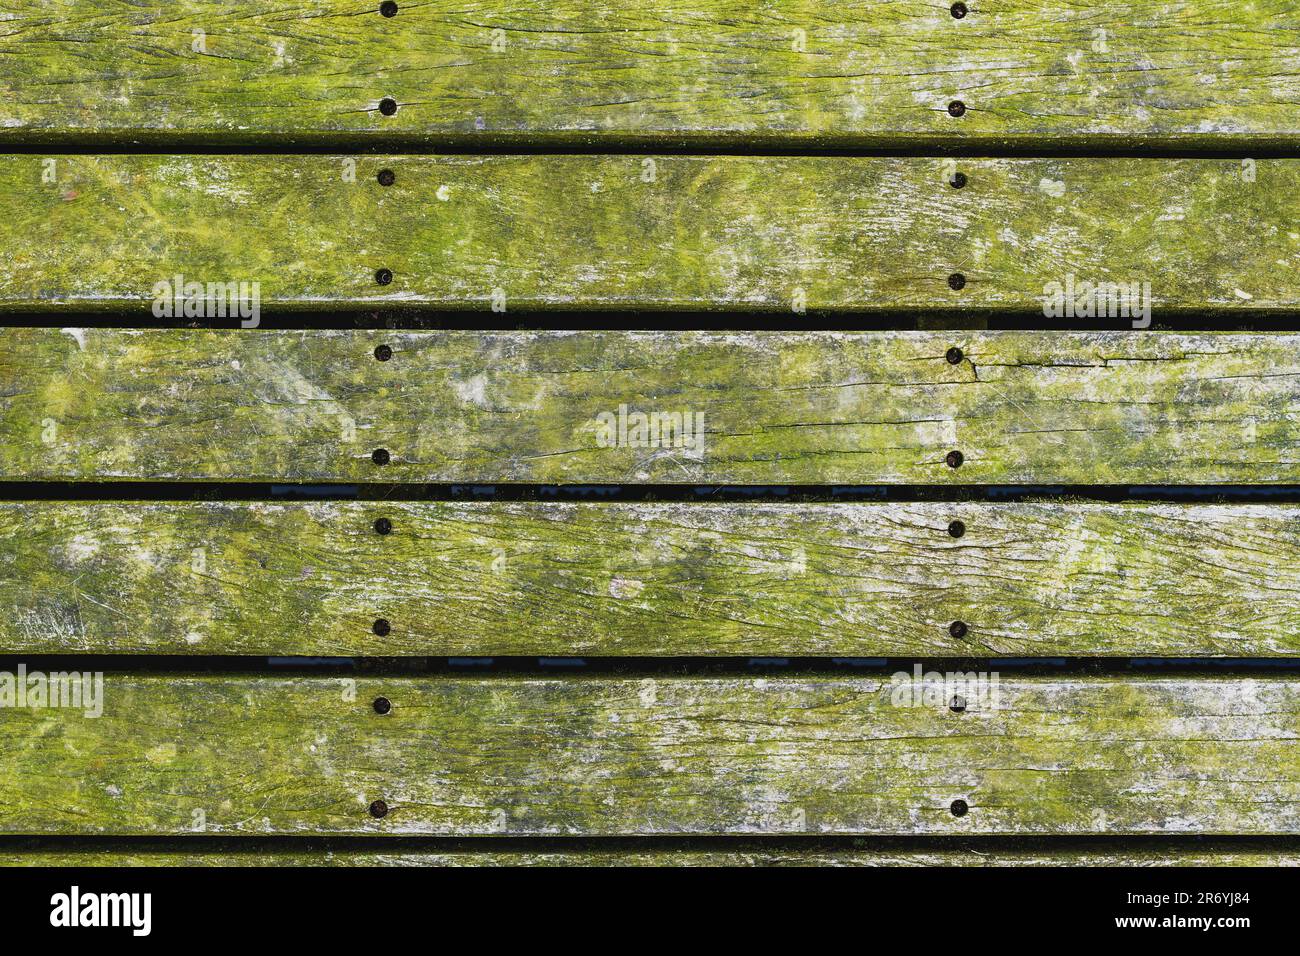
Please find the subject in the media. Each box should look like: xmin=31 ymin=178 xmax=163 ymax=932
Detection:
xmin=4 ymin=500 xmax=1299 ymax=657
xmin=1 ymin=675 xmax=1297 ymax=835
xmin=3 ymin=1 xmax=1300 ymax=147
xmin=3 ymin=328 xmax=1297 ymax=484
xmin=1 ymin=844 xmax=1295 ymax=867
xmin=1 ymin=154 xmax=1295 ymax=312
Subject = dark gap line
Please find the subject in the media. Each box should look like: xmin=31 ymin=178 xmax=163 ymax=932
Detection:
xmin=5 ymin=311 xmax=1300 ymax=331
xmin=4 ymin=483 xmax=1300 ymax=503
xmin=3 ymin=141 xmax=1300 ymax=160
xmin=0 ymin=833 xmax=1295 ymax=855
xmin=1 ymin=656 xmax=1296 ymax=676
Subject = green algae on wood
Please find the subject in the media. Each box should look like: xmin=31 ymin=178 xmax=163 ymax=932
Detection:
xmin=4 ymin=500 xmax=1300 ymax=657
xmin=0 ymin=675 xmax=1297 ymax=835
xmin=2 ymin=842 xmax=1296 ymax=867
xmin=1 ymin=329 xmax=1297 ymax=484
xmin=0 ymin=154 xmax=1297 ymax=311
xmin=4 ymin=1 xmax=1300 ymax=148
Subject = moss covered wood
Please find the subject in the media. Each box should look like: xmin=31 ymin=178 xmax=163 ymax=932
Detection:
xmin=1 ymin=844 xmax=1295 ymax=867
xmin=1 ymin=675 xmax=1297 ymax=835
xmin=3 ymin=1 xmax=1300 ymax=148
xmin=2 ymin=329 xmax=1297 ymax=484
xmin=0 ymin=155 xmax=1294 ymax=311
xmin=4 ymin=500 xmax=1299 ymax=657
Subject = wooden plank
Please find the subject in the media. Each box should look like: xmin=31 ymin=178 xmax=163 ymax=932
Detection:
xmin=4 ymin=1 xmax=1300 ymax=147
xmin=4 ymin=500 xmax=1299 ymax=657
xmin=1 ymin=675 xmax=1297 ymax=835
xmin=1 ymin=155 xmax=1296 ymax=312
xmin=3 ymin=328 xmax=1297 ymax=484
xmin=1 ymin=844 xmax=1296 ymax=867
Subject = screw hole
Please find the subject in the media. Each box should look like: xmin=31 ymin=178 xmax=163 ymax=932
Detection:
xmin=374 ymin=517 xmax=393 ymax=535
xmin=947 ymin=519 xmax=965 ymax=538
xmin=946 ymin=346 xmax=964 ymax=365
xmin=947 ymin=272 xmax=966 ymax=291
xmin=373 ymin=696 xmax=392 ymax=715
xmin=949 ymin=171 xmax=967 ymax=189
xmin=377 ymin=168 xmax=396 ymax=187
xmin=371 ymin=448 xmax=391 ymax=466
xmin=369 ymin=799 xmax=389 ymax=818
xmin=374 ymin=343 xmax=393 ymax=361
xmin=945 ymin=450 xmax=964 ymax=469
xmin=951 ymin=2 xmax=968 ymax=17
xmin=949 ymin=695 xmax=967 ymax=713
xmin=380 ymin=1 xmax=398 ymax=16
xmin=949 ymin=619 xmax=969 ymax=639
xmin=948 ymin=100 xmax=966 ymax=117
xmin=950 ymin=799 xmax=969 ymax=817
xmin=378 ymin=97 xmax=398 ymax=116
xmin=373 ymin=618 xmax=392 ymax=636
xmin=375 ymin=268 xmax=394 ymax=286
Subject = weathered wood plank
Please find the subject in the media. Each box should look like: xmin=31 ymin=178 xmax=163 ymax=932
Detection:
xmin=3 ymin=1 xmax=1300 ymax=147
xmin=4 ymin=501 xmax=1298 ymax=656
xmin=1 ymin=155 xmax=1295 ymax=312
xmin=2 ymin=329 xmax=1297 ymax=484
xmin=1 ymin=844 xmax=1296 ymax=867
xmin=1 ymin=675 xmax=1296 ymax=835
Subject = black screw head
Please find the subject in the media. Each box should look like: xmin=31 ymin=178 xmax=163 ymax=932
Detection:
xmin=374 ymin=343 xmax=393 ymax=361
xmin=375 ymin=268 xmax=394 ymax=286
xmin=373 ymin=696 xmax=392 ymax=715
xmin=369 ymin=799 xmax=389 ymax=818
xmin=946 ymin=346 xmax=964 ymax=365
xmin=378 ymin=97 xmax=398 ymax=116
xmin=951 ymin=2 xmax=968 ymax=18
xmin=945 ymin=449 xmax=964 ymax=469
xmin=373 ymin=618 xmax=391 ymax=637
xmin=377 ymin=168 xmax=396 ymax=187
xmin=371 ymin=448 xmax=391 ymax=466
xmin=374 ymin=517 xmax=393 ymax=535
xmin=948 ymin=272 xmax=966 ymax=291
xmin=380 ymin=1 xmax=398 ymax=16
xmin=949 ymin=619 xmax=969 ymax=639
xmin=949 ymin=695 xmax=967 ymax=713
xmin=949 ymin=171 xmax=967 ymax=189
xmin=947 ymin=519 xmax=966 ymax=538
xmin=950 ymin=799 xmax=969 ymax=817
xmin=948 ymin=100 xmax=966 ymax=117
